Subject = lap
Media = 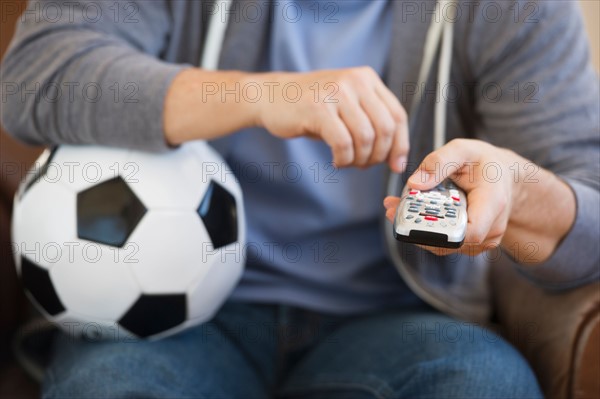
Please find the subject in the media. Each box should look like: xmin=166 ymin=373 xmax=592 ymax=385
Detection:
xmin=41 ymin=303 xmax=543 ymax=399
xmin=42 ymin=302 xmax=276 ymax=399
xmin=278 ymin=309 xmax=543 ymax=399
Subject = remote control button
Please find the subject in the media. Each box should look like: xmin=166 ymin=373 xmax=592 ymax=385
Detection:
xmin=425 ymin=205 xmax=440 ymax=210
xmin=427 ymin=222 xmax=434 ymax=227
xmin=453 ymin=201 xmax=461 ymax=206
xmin=407 ymin=196 xmax=414 ymax=200
xmin=445 ymin=213 xmax=456 ymax=218
xmin=408 ymin=208 xmax=419 ymax=213
xmin=424 ymin=216 xmax=438 ymax=221
xmin=406 ymin=215 xmax=414 ymax=220
xmin=429 ymin=200 xmax=438 ymax=205
xmin=449 ymin=189 xmax=459 ymax=197
xmin=420 ymin=212 xmax=443 ymax=218
xmin=440 ymin=222 xmax=447 ymax=227
xmin=450 ymin=220 xmax=456 ymax=226
xmin=409 ymin=190 xmax=419 ymax=195
xmin=416 ymin=198 xmax=424 ymax=203
xmin=415 ymin=218 xmax=422 ymax=223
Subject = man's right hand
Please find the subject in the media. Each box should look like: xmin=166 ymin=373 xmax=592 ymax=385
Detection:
xmin=250 ymin=67 xmax=409 ymax=172
xmin=164 ymin=67 xmax=409 ymax=173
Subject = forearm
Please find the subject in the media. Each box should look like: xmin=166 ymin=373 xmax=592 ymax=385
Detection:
xmin=502 ymin=153 xmax=577 ymax=265
xmin=164 ymin=67 xmax=410 ymax=171
xmin=163 ymin=69 xmax=260 ymax=145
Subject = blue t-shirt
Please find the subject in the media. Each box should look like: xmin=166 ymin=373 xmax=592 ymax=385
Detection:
xmin=216 ymin=0 xmax=422 ymax=314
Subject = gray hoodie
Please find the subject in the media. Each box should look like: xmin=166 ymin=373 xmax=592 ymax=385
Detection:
xmin=2 ymin=0 xmax=599 ymax=322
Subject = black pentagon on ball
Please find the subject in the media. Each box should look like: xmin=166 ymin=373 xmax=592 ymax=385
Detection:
xmin=20 ymin=256 xmax=65 ymax=316
xmin=77 ymin=177 xmax=146 ymax=247
xmin=20 ymin=147 xmax=58 ymax=199
xmin=197 ymin=181 xmax=238 ymax=249
xmin=118 ymin=294 xmax=187 ymax=338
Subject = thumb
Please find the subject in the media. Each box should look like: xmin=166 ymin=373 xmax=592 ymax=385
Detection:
xmin=407 ymin=167 xmax=438 ymax=191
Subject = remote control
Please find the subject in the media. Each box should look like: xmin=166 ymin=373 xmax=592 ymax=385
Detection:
xmin=393 ymin=180 xmax=467 ymax=248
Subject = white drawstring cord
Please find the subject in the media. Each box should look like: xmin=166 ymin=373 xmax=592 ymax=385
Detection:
xmin=435 ymin=0 xmax=456 ymax=150
xmin=385 ymin=0 xmax=460 ymax=319
xmin=200 ymin=0 xmax=233 ymax=70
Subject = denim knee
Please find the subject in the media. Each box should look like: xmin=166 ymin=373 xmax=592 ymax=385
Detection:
xmin=396 ymin=327 xmax=543 ymax=399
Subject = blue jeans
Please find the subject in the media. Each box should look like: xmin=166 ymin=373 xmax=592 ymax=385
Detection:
xmin=42 ymin=301 xmax=543 ymax=399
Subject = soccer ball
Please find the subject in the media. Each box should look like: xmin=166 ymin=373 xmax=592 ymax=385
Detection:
xmin=11 ymin=142 xmax=245 ymax=340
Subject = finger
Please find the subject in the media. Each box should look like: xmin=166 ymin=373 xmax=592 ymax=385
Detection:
xmin=387 ymin=119 xmax=410 ymax=174
xmin=417 ymin=230 xmax=503 ymax=257
xmin=375 ymin=84 xmax=410 ymax=173
xmin=457 ymin=234 xmax=503 ymax=257
xmin=386 ymin=207 xmax=396 ymax=222
xmin=359 ymin=91 xmax=396 ymax=166
xmin=318 ymin=114 xmax=355 ymax=167
xmin=338 ymin=100 xmax=375 ymax=166
xmin=383 ymin=196 xmax=401 ymax=210
xmin=463 ymin=186 xmax=504 ymax=245
xmin=375 ymin=81 xmax=405 ymax=116
xmin=407 ymin=139 xmax=478 ymax=190
xmin=416 ymin=244 xmax=460 ymax=257
xmin=384 ymin=196 xmax=401 ymax=222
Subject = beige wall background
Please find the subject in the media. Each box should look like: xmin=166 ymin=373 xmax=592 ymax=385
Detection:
xmin=580 ymin=0 xmax=600 ymax=72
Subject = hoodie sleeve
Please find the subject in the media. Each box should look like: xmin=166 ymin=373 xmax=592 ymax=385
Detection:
xmin=0 ymin=0 xmax=189 ymax=151
xmin=463 ymin=0 xmax=600 ymax=289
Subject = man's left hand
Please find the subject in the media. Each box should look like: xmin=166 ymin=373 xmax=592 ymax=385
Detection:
xmin=384 ymin=139 xmax=537 ymax=257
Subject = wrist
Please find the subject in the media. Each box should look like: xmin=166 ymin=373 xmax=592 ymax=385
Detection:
xmin=238 ymin=72 xmax=272 ymax=129
xmin=164 ymin=68 xmax=261 ymax=145
xmin=503 ymin=149 xmax=529 ymax=224
xmin=243 ymin=71 xmax=292 ymax=129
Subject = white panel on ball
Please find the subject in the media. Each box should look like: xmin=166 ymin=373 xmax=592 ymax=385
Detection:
xmin=12 ymin=178 xmax=77 ymax=272
xmin=188 ymin=140 xmax=242 ymax=196
xmin=125 ymin=144 xmax=211 ymax=210
xmin=128 ymin=210 xmax=213 ymax=294
xmin=50 ymin=245 xmax=142 ymax=320
xmin=187 ymin=242 xmax=244 ymax=322
xmin=48 ymin=145 xmax=130 ymax=193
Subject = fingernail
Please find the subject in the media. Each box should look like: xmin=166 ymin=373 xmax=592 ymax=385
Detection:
xmin=409 ymin=170 xmax=431 ymax=185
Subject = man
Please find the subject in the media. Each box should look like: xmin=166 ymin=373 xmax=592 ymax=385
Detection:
xmin=2 ymin=0 xmax=598 ymax=398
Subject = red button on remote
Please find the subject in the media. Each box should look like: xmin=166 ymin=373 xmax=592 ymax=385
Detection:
xmin=424 ymin=216 xmax=438 ymax=221
xmin=409 ymin=190 xmax=418 ymax=195
xmin=451 ymin=196 xmax=460 ymax=201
